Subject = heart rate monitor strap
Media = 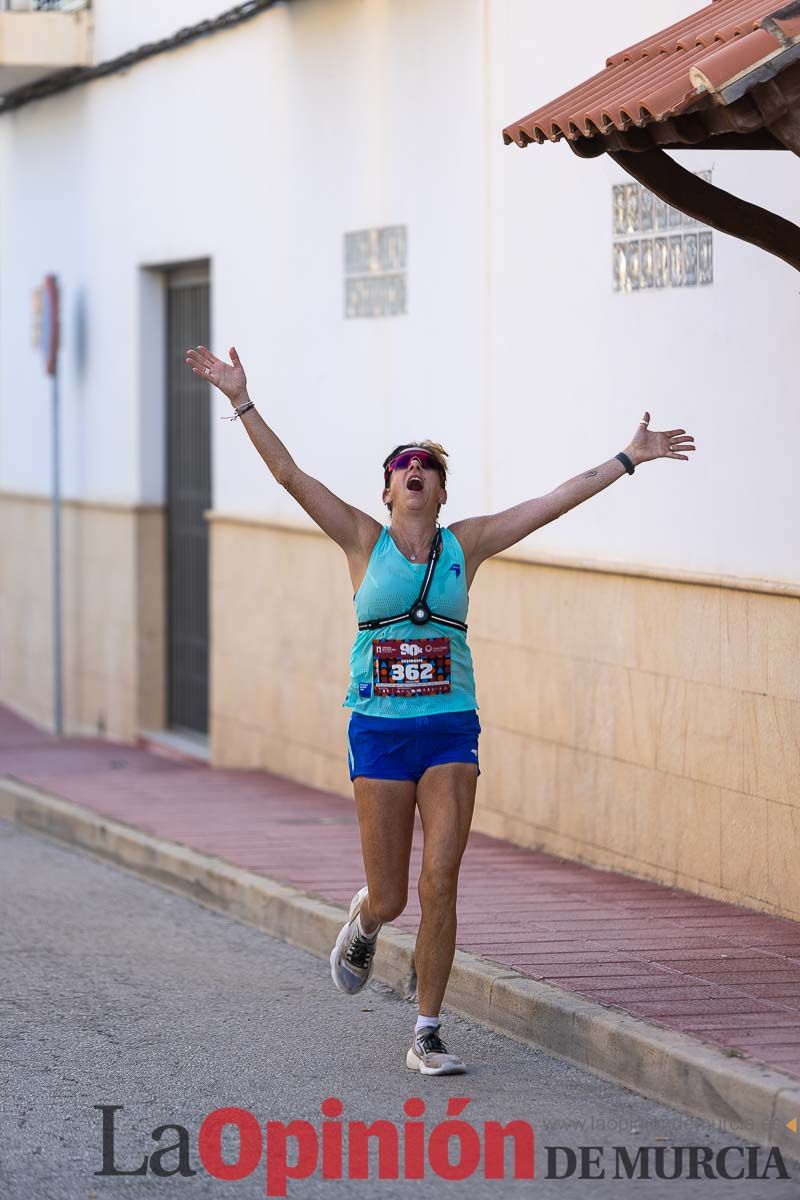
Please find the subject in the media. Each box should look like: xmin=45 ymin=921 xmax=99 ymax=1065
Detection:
xmin=358 ymin=528 xmax=468 ymax=633
xmin=409 ymin=529 xmax=442 ymax=623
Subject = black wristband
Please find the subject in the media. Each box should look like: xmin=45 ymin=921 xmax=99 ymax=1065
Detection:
xmin=616 ymin=451 xmax=635 ymax=475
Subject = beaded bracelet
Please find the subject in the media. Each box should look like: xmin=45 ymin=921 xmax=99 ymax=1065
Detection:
xmin=221 ymin=399 xmax=255 ymax=421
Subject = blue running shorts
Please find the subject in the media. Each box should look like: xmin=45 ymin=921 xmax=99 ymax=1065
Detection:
xmin=347 ymin=710 xmax=481 ymax=783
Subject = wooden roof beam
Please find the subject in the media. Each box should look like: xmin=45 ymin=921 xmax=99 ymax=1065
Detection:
xmin=608 ymin=146 xmax=800 ymax=273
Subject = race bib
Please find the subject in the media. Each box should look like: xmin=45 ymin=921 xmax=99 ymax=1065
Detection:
xmin=372 ymin=638 xmax=451 ymax=697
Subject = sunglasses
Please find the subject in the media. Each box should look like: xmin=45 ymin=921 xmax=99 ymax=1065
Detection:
xmin=384 ymin=449 xmax=443 ymax=484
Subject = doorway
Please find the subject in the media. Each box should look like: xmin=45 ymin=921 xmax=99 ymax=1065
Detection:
xmin=165 ymin=264 xmax=211 ymax=736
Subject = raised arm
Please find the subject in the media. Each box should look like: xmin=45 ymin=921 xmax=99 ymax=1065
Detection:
xmin=185 ymin=345 xmax=381 ymax=568
xmin=450 ymin=412 xmax=695 ymax=584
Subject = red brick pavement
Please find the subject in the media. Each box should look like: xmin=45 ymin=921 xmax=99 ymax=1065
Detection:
xmin=3 ymin=704 xmax=800 ymax=1078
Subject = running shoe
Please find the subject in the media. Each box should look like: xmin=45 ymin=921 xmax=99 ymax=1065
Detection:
xmin=329 ymin=885 xmax=381 ymax=995
xmin=406 ymin=1024 xmax=467 ymax=1075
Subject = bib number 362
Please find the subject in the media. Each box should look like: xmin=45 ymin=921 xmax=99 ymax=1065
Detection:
xmin=372 ymin=638 xmax=451 ymax=697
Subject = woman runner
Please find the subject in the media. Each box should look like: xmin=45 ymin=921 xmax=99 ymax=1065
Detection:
xmin=185 ymin=343 xmax=695 ymax=1076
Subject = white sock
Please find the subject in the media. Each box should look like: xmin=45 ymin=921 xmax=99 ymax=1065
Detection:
xmin=355 ymin=914 xmax=380 ymax=940
xmin=415 ymin=1014 xmax=441 ymax=1035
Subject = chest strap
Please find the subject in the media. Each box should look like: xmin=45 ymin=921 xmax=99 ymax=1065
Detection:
xmin=357 ymin=529 xmax=468 ymax=634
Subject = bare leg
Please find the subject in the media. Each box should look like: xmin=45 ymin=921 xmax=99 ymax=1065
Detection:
xmin=413 ymin=763 xmax=478 ymax=1015
xmin=352 ymin=776 xmax=417 ymax=933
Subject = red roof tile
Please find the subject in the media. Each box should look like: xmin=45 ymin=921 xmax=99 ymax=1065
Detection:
xmin=503 ymin=0 xmax=800 ymax=147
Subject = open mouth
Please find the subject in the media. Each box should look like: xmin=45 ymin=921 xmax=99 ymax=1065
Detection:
xmin=407 ymin=477 xmax=424 ymax=492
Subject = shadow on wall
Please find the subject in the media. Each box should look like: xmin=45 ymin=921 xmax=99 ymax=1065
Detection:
xmin=72 ymin=284 xmax=88 ymax=378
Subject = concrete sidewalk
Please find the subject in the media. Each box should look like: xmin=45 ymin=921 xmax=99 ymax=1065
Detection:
xmin=2 ymin=703 xmax=800 ymax=1157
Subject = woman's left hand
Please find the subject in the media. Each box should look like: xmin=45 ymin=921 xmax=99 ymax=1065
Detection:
xmin=625 ymin=411 xmax=696 ymax=466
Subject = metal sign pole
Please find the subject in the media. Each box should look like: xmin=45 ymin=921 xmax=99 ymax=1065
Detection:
xmin=40 ymin=274 xmax=63 ymax=737
xmin=51 ymin=361 xmax=63 ymax=736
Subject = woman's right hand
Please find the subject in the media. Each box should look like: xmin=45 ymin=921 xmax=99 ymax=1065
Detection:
xmin=185 ymin=345 xmax=247 ymax=404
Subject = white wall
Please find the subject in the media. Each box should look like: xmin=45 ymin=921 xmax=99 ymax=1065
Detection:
xmin=490 ymin=0 xmax=800 ymax=581
xmin=0 ymin=0 xmax=797 ymax=583
xmin=91 ymin=0 xmax=230 ymax=62
xmin=0 ymin=0 xmax=487 ymax=516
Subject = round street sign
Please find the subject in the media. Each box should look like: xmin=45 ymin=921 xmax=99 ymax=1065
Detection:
xmin=41 ymin=274 xmax=59 ymax=376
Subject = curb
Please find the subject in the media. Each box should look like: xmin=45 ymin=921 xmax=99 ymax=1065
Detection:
xmin=3 ymin=774 xmax=800 ymax=1160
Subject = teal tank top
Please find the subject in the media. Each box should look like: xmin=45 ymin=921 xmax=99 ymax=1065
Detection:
xmin=343 ymin=525 xmax=478 ymax=716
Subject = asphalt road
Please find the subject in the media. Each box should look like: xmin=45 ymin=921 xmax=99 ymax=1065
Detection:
xmin=1 ymin=818 xmax=798 ymax=1199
